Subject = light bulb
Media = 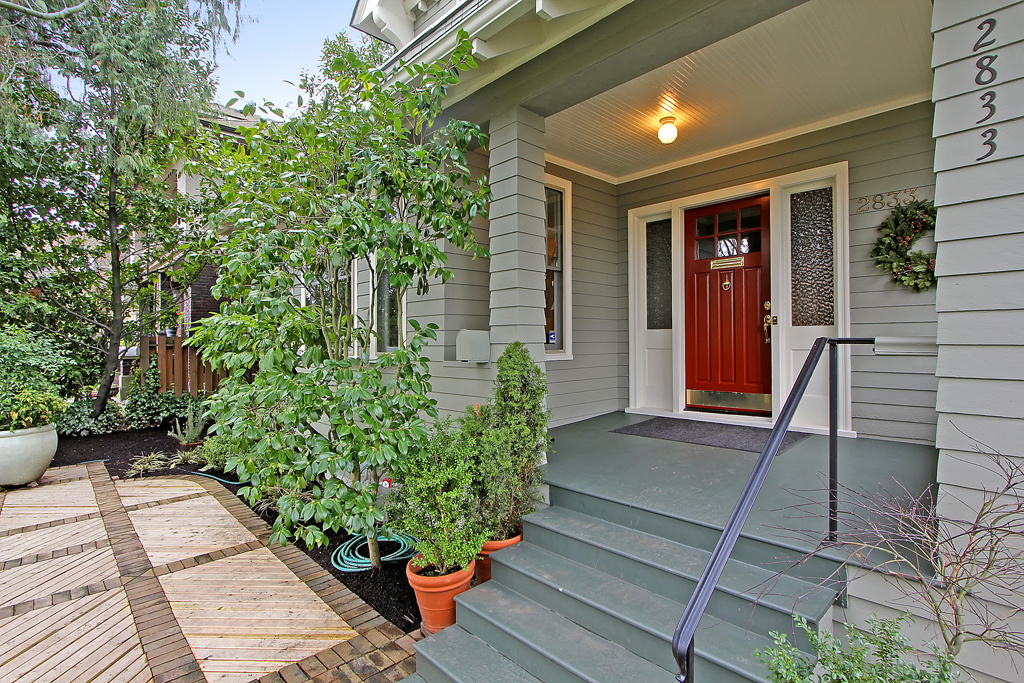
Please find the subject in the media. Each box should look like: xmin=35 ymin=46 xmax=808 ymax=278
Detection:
xmin=658 ymin=117 xmax=677 ymax=144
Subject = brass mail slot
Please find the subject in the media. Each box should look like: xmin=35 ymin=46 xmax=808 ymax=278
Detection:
xmin=711 ymin=256 xmax=744 ymax=270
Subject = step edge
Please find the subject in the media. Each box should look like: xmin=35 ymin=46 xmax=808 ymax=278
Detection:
xmin=495 ymin=546 xmax=789 ymax=654
xmin=524 ymin=514 xmax=836 ymax=621
xmin=543 ymin=484 xmax=850 ymax=565
xmin=416 ymin=626 xmax=543 ymax=683
xmin=456 ymin=584 xmax=673 ymax=681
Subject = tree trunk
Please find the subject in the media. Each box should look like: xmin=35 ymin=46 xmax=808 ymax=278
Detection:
xmin=367 ymin=532 xmax=382 ymax=570
xmin=91 ymin=163 xmax=123 ymax=419
xmin=91 ymin=342 xmax=121 ymax=417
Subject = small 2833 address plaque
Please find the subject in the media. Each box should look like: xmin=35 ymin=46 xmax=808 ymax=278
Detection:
xmin=854 ymin=187 xmax=919 ymax=213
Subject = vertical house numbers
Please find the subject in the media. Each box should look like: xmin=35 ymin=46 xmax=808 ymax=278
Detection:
xmin=973 ymin=17 xmax=999 ymax=162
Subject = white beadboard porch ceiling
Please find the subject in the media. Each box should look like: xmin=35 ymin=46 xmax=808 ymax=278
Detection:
xmin=544 ymin=0 xmax=934 ymax=184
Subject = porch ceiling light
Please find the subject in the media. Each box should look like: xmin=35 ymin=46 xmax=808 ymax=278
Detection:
xmin=658 ymin=116 xmax=677 ymax=144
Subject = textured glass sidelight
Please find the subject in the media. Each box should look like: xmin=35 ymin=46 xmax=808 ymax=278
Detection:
xmin=646 ymin=219 xmax=672 ymax=329
xmin=790 ymin=187 xmax=835 ymax=326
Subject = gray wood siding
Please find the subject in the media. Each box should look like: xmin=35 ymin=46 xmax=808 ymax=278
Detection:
xmin=618 ymin=102 xmax=939 ymax=444
xmin=545 ymin=163 xmax=627 ymax=427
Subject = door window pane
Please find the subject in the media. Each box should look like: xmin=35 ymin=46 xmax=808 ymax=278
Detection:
xmin=790 ymin=187 xmax=835 ymax=326
xmin=717 ymin=237 xmax=738 ymax=257
xmin=740 ymin=205 xmax=761 ymax=230
xmin=717 ymin=211 xmax=737 ymax=234
xmin=696 ymin=215 xmax=714 ymax=237
xmin=740 ymin=231 xmax=761 ymax=254
xmin=696 ymin=238 xmax=715 ymax=260
xmin=646 ymin=219 xmax=672 ymax=329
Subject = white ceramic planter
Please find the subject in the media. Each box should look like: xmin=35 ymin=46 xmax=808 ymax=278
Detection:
xmin=0 ymin=424 xmax=58 ymax=486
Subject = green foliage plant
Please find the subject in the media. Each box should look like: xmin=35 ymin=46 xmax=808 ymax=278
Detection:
xmin=126 ymin=450 xmax=174 ymax=478
xmin=168 ymin=400 xmax=209 ymax=445
xmin=461 ymin=341 xmax=550 ymax=541
xmin=187 ymin=433 xmax=234 ymax=471
xmin=55 ymin=397 xmax=123 ymax=436
xmin=0 ymin=388 xmax=66 ymax=431
xmin=0 ymin=0 xmax=242 ymax=418
xmin=189 ymin=34 xmax=489 ymax=568
xmin=758 ymin=615 xmax=960 ymax=683
xmin=869 ymin=200 xmax=937 ymax=292
xmin=124 ymin=367 xmax=204 ymax=430
xmin=0 ymin=326 xmax=87 ymax=396
xmin=386 ymin=418 xmax=489 ymax=576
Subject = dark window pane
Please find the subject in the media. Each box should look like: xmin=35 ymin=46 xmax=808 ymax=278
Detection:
xmin=376 ymin=269 xmax=400 ymax=352
xmin=740 ymin=205 xmax=761 ymax=230
xmin=717 ymin=211 xmax=737 ymax=234
xmin=545 ymin=186 xmax=565 ymax=350
xmin=696 ymin=215 xmax=714 ymax=237
xmin=696 ymin=238 xmax=715 ymax=260
xmin=740 ymin=231 xmax=761 ymax=254
xmin=646 ymin=219 xmax=672 ymax=329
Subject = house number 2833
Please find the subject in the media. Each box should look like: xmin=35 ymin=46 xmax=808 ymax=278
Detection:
xmin=973 ymin=18 xmax=999 ymax=162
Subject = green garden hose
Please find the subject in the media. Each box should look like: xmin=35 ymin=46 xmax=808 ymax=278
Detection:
xmin=331 ymin=530 xmax=418 ymax=572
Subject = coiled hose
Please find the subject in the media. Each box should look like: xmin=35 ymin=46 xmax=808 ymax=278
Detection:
xmin=331 ymin=530 xmax=418 ymax=572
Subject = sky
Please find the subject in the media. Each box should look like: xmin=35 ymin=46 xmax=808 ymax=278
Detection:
xmin=212 ymin=0 xmax=361 ymax=110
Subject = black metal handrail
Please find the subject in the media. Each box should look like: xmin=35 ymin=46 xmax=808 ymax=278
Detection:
xmin=671 ymin=337 xmax=874 ymax=682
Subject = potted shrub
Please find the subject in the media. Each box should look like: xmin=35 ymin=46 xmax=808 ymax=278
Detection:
xmin=0 ymin=387 xmax=67 ymax=485
xmin=386 ymin=418 xmax=489 ymax=635
xmin=168 ymin=400 xmax=209 ymax=450
xmin=463 ymin=341 xmax=550 ymax=583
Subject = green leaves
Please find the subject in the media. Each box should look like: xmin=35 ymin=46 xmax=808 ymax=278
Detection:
xmin=190 ymin=35 xmax=490 ymax=565
xmin=757 ymin=616 xmax=961 ymax=683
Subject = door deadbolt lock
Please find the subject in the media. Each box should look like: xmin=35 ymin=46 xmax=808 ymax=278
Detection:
xmin=763 ymin=301 xmax=771 ymax=311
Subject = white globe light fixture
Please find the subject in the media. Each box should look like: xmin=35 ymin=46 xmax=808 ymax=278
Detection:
xmin=658 ymin=116 xmax=678 ymax=144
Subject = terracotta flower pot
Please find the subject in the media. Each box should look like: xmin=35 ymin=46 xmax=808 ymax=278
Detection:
xmin=406 ymin=556 xmax=475 ymax=635
xmin=475 ymin=534 xmax=523 ymax=584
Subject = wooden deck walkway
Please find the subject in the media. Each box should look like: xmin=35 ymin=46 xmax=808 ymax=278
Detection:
xmin=0 ymin=464 xmax=420 ymax=683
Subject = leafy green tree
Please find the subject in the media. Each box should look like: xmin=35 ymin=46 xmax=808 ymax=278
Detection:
xmin=190 ymin=34 xmax=489 ymax=568
xmin=0 ymin=0 xmax=240 ymax=413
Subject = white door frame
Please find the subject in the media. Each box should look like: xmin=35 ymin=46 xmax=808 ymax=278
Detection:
xmin=627 ymin=161 xmax=853 ymax=434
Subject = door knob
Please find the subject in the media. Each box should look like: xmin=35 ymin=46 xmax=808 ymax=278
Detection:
xmin=763 ymin=314 xmax=772 ymax=344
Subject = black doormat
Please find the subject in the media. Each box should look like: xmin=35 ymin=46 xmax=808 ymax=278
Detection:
xmin=611 ymin=416 xmax=811 ymax=454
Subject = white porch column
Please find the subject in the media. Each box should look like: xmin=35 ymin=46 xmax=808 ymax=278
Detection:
xmin=487 ymin=106 xmax=548 ymax=362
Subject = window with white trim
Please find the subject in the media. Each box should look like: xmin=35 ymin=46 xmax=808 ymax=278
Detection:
xmin=544 ymin=175 xmax=572 ymax=357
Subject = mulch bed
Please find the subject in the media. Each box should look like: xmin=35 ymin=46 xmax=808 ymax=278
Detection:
xmin=54 ymin=428 xmax=422 ymax=633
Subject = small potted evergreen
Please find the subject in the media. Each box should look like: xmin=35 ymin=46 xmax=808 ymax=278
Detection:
xmin=464 ymin=341 xmax=550 ymax=583
xmin=386 ymin=417 xmax=489 ymax=634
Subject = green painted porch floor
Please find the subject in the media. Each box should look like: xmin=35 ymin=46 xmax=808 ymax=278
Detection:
xmin=546 ymin=412 xmax=938 ymax=551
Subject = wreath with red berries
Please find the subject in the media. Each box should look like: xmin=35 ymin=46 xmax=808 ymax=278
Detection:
xmin=869 ymin=199 xmax=937 ymax=292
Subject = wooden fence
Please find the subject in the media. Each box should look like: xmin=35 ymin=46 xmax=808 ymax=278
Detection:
xmin=139 ymin=335 xmax=225 ymax=396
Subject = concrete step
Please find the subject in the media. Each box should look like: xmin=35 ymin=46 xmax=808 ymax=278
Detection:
xmin=415 ymin=625 xmax=543 ymax=683
xmin=491 ymin=541 xmax=777 ymax=680
xmin=398 ymin=675 xmax=427 ymax=683
xmin=455 ymin=581 xmax=672 ymax=683
xmin=547 ymin=484 xmax=844 ymax=587
xmin=523 ymin=506 xmax=835 ymax=648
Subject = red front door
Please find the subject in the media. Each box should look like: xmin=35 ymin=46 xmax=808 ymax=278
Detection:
xmin=684 ymin=195 xmax=771 ymax=414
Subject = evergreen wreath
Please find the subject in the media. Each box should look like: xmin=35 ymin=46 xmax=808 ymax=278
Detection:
xmin=869 ymin=199 xmax=937 ymax=292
